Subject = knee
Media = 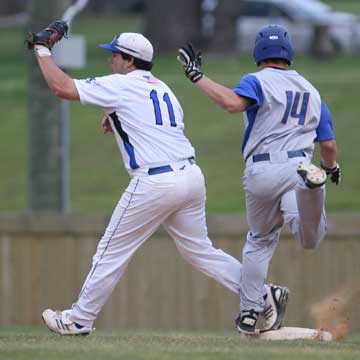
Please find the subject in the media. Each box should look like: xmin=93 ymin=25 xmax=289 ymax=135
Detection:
xmin=300 ymin=236 xmax=323 ymax=250
xmin=298 ymin=225 xmax=325 ymax=250
xmin=301 ymin=241 xmax=318 ymax=250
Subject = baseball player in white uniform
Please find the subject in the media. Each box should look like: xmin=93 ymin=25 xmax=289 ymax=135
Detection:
xmin=178 ymin=24 xmax=341 ymax=334
xmin=30 ymin=25 xmax=287 ymax=335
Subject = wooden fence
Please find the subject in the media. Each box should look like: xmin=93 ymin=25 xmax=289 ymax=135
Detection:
xmin=0 ymin=214 xmax=359 ymax=332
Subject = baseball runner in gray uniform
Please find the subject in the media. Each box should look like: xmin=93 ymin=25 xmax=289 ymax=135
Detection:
xmin=178 ymin=24 xmax=341 ymax=334
xmin=28 ymin=22 xmax=286 ymax=335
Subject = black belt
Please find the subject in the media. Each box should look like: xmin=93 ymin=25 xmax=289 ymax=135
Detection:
xmin=148 ymin=157 xmax=195 ymax=175
xmin=253 ymin=150 xmax=306 ymax=163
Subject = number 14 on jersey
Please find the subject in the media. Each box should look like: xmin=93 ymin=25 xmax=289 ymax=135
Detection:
xmin=282 ymin=91 xmax=310 ymax=125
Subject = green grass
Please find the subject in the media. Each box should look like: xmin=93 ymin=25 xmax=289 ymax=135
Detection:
xmin=1 ymin=15 xmax=360 ymax=214
xmin=0 ymin=329 xmax=359 ymax=360
xmin=325 ymin=0 xmax=360 ymax=14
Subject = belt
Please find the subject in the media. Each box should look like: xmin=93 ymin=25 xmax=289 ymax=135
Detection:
xmin=253 ymin=150 xmax=306 ymax=163
xmin=148 ymin=157 xmax=195 ymax=175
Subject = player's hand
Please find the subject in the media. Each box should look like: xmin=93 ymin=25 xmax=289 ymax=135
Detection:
xmin=320 ymin=161 xmax=341 ymax=185
xmin=102 ymin=115 xmax=113 ymax=134
xmin=177 ymin=43 xmax=203 ymax=83
xmin=25 ymin=20 xmax=68 ymax=50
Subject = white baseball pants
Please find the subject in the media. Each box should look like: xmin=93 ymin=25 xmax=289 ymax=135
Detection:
xmin=240 ymin=156 xmax=327 ymax=312
xmin=70 ymin=160 xmax=242 ymax=328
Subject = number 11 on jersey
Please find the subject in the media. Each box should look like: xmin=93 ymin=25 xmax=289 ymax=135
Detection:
xmin=150 ymin=90 xmax=177 ymax=127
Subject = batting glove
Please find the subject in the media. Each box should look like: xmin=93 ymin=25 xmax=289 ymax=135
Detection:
xmin=177 ymin=43 xmax=203 ymax=83
xmin=320 ymin=161 xmax=341 ymax=185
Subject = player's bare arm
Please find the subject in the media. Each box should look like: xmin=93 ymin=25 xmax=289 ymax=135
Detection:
xmin=319 ymin=139 xmax=337 ymax=169
xmin=36 ymin=56 xmax=79 ymax=100
xmin=319 ymin=139 xmax=341 ymax=185
xmin=195 ymin=76 xmax=252 ymax=113
xmin=177 ymin=44 xmax=251 ymax=113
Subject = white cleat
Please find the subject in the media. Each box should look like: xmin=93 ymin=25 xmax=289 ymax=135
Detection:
xmin=260 ymin=284 xmax=289 ymax=332
xmin=42 ymin=309 xmax=94 ymax=336
xmin=297 ymin=162 xmax=327 ymax=189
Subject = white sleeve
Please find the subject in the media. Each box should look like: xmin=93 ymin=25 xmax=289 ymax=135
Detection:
xmin=74 ymin=75 xmax=124 ymax=111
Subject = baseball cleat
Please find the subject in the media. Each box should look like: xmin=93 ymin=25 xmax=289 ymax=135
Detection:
xmin=297 ymin=162 xmax=327 ymax=189
xmin=260 ymin=284 xmax=289 ymax=332
xmin=235 ymin=309 xmax=259 ymax=334
xmin=42 ymin=309 xmax=94 ymax=336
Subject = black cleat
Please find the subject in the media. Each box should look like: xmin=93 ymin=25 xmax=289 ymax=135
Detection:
xmin=235 ymin=309 xmax=259 ymax=334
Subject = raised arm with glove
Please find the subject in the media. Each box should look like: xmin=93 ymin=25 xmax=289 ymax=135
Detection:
xmin=25 ymin=20 xmax=78 ymax=100
xmin=25 ymin=20 xmax=68 ymax=56
xmin=177 ymin=43 xmax=252 ymax=112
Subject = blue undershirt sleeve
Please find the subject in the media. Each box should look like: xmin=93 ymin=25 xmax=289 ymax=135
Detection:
xmin=315 ymin=101 xmax=335 ymax=142
xmin=233 ymin=74 xmax=263 ymax=109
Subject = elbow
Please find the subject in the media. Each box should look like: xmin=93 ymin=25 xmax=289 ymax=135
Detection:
xmin=54 ymin=91 xmax=73 ymax=100
xmin=227 ymin=105 xmax=242 ymax=113
xmin=53 ymin=87 xmax=65 ymax=99
xmin=51 ymin=83 xmax=67 ymax=99
xmin=219 ymin=96 xmax=246 ymax=113
xmin=320 ymin=139 xmax=337 ymax=154
xmin=52 ymin=83 xmax=78 ymax=100
xmin=221 ymin=101 xmax=244 ymax=113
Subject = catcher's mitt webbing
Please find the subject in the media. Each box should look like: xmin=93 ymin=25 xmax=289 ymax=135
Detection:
xmin=26 ymin=20 xmax=68 ymax=50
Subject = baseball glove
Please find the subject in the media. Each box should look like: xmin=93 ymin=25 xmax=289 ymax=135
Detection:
xmin=25 ymin=20 xmax=68 ymax=50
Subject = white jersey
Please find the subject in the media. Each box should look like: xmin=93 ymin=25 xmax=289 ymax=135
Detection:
xmin=234 ymin=68 xmax=334 ymax=161
xmin=74 ymin=70 xmax=195 ymax=174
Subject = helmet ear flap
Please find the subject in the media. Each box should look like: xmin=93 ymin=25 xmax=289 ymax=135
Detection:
xmin=253 ymin=25 xmax=294 ymax=66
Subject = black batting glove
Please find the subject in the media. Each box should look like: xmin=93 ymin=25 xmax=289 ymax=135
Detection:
xmin=177 ymin=43 xmax=203 ymax=83
xmin=320 ymin=161 xmax=341 ymax=185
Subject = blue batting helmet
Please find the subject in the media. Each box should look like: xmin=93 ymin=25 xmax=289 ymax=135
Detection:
xmin=253 ymin=24 xmax=294 ymax=66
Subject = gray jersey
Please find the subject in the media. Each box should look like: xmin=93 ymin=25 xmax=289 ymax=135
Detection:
xmin=234 ymin=68 xmax=333 ymax=161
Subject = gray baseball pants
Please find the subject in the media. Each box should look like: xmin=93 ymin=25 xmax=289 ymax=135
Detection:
xmin=240 ymin=155 xmax=326 ymax=312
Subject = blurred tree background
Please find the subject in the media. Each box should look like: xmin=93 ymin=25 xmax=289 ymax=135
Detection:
xmin=0 ymin=0 xmax=359 ymax=214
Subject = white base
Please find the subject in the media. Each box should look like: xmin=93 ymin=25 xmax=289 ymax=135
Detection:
xmin=241 ymin=327 xmax=333 ymax=341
